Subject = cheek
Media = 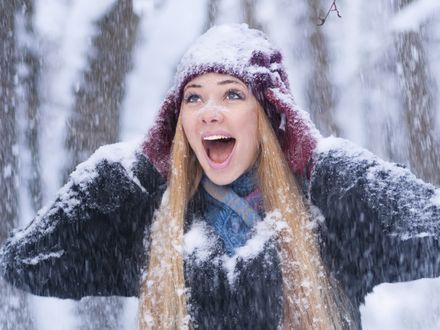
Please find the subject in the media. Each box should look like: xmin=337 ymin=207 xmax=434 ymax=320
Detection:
xmin=240 ymin=110 xmax=258 ymax=142
xmin=181 ymin=112 xmax=196 ymax=143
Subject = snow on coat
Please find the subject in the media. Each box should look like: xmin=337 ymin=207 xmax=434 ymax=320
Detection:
xmin=1 ymin=136 xmax=439 ymax=327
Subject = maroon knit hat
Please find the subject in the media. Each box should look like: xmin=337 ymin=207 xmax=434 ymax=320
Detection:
xmin=142 ymin=24 xmax=319 ymax=179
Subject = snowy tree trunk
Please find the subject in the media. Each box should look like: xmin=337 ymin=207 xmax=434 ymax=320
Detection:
xmin=64 ymin=1 xmax=140 ymax=329
xmin=18 ymin=0 xmax=43 ymax=211
xmin=305 ymin=0 xmax=339 ymax=137
xmin=65 ymin=0 xmax=139 ymax=176
xmin=204 ymin=0 xmax=220 ymax=31
xmin=241 ymin=0 xmax=263 ymax=30
xmin=394 ymin=0 xmax=440 ymax=186
xmin=0 ymin=1 xmax=34 ymax=329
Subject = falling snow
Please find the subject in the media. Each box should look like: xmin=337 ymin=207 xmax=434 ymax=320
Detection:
xmin=1 ymin=0 xmax=440 ymax=329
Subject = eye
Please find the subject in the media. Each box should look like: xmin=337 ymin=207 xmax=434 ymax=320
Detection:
xmin=225 ymin=89 xmax=245 ymax=100
xmin=184 ymin=93 xmax=201 ymax=104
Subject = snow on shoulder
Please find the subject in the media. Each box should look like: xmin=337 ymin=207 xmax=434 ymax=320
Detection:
xmin=70 ymin=138 xmax=142 ymax=187
xmin=314 ymin=136 xmax=440 ymax=240
xmin=6 ymin=139 xmax=144 ymax=246
xmin=315 ymin=136 xmax=437 ymax=188
xmin=315 ymin=135 xmax=376 ymax=161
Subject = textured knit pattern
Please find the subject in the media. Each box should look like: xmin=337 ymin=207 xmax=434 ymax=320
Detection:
xmin=201 ymin=170 xmax=263 ymax=256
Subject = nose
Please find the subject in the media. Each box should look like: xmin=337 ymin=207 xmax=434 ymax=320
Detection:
xmin=200 ymin=104 xmax=224 ymax=124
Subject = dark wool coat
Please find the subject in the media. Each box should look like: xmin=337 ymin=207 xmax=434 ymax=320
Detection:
xmin=1 ymin=137 xmax=439 ymax=329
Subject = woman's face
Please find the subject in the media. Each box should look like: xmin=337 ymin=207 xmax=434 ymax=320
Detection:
xmin=181 ymin=73 xmax=260 ymax=185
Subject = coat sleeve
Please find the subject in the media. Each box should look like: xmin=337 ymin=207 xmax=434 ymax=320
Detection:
xmin=0 ymin=142 xmax=166 ymax=299
xmin=309 ymin=137 xmax=440 ymax=304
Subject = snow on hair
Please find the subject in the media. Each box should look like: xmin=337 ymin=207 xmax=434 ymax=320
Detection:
xmin=139 ymin=103 xmax=353 ymax=329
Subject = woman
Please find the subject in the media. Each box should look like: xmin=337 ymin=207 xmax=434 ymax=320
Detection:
xmin=1 ymin=24 xmax=440 ymax=329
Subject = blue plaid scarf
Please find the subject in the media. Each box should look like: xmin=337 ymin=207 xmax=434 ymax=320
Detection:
xmin=201 ymin=169 xmax=264 ymax=256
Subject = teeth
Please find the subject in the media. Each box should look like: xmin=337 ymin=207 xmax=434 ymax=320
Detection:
xmin=203 ymin=135 xmax=231 ymax=141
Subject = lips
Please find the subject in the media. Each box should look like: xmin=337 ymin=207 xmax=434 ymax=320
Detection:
xmin=202 ymin=133 xmax=236 ymax=167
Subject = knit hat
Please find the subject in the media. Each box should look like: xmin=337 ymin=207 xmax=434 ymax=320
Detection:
xmin=143 ymin=23 xmax=319 ymax=178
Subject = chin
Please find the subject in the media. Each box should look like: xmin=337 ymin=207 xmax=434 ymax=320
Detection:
xmin=203 ymin=167 xmax=241 ymax=186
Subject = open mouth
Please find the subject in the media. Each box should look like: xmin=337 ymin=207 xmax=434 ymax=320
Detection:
xmin=202 ymin=135 xmax=236 ymax=165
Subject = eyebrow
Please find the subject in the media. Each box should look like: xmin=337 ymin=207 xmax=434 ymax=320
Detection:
xmin=184 ymin=83 xmax=202 ymax=91
xmin=183 ymin=79 xmax=245 ymax=92
xmin=217 ymin=79 xmax=244 ymax=87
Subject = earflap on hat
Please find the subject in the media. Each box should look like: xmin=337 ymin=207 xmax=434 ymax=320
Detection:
xmin=247 ymin=48 xmax=320 ymax=178
xmin=142 ymin=91 xmax=178 ymax=178
xmin=263 ymin=87 xmax=320 ymax=178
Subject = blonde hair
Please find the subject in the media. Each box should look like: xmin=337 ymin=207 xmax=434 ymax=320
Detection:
xmin=139 ymin=106 xmax=350 ymax=329
xmin=138 ymin=115 xmax=201 ymax=329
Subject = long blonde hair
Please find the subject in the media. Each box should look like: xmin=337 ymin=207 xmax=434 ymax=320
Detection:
xmin=139 ymin=106 xmax=351 ymax=329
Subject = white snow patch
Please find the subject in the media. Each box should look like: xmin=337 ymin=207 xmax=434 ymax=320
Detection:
xmin=21 ymin=250 xmax=65 ymax=265
xmin=32 ymin=296 xmax=77 ymax=330
xmin=70 ymin=139 xmax=141 ymax=184
xmin=317 ymin=136 xmax=437 ymax=189
xmin=316 ymin=136 xmax=371 ymax=159
xmin=183 ymin=211 xmax=287 ymax=285
xmin=431 ymin=191 xmax=440 ymax=206
xmin=9 ymin=208 xmax=59 ymax=245
xmin=183 ymin=221 xmax=216 ymax=263
xmin=396 ymin=232 xmax=434 ymax=241
xmin=391 ymin=0 xmax=440 ymax=32
xmin=174 ymin=24 xmax=283 ymax=90
xmin=361 ymin=278 xmax=440 ymax=330
xmin=316 ymin=136 xmax=386 ymax=170
xmin=9 ymin=140 xmax=144 ymax=246
xmin=309 ymin=205 xmax=326 ymax=225
xmin=3 ymin=163 xmax=12 ymax=179
xmin=279 ymin=113 xmax=286 ymax=131
xmin=368 ymin=160 xmax=408 ymax=177
xmin=121 ymin=297 xmax=139 ymax=330
xmin=316 ymin=136 xmax=440 ymax=244
xmin=365 ymin=153 xmax=435 ymax=191
xmin=222 ymin=210 xmax=287 ymax=285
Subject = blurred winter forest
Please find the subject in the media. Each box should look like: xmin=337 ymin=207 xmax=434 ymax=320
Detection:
xmin=1 ymin=0 xmax=440 ymax=329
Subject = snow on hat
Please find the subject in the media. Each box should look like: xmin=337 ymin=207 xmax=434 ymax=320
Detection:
xmin=143 ymin=23 xmax=319 ymax=178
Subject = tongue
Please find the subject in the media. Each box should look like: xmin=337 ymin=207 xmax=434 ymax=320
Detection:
xmin=208 ymin=140 xmax=235 ymax=163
